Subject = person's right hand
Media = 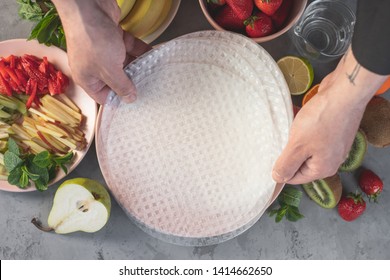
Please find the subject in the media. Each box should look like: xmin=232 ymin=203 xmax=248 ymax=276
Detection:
xmin=52 ymin=0 xmax=151 ymax=104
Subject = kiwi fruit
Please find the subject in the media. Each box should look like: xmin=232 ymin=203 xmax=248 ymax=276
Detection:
xmin=302 ymin=174 xmax=342 ymax=209
xmin=339 ymin=129 xmax=367 ymax=172
xmin=360 ymin=96 xmax=390 ymax=147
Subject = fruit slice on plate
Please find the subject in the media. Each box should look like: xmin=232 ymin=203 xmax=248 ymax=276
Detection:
xmin=277 ymin=56 xmax=314 ymax=95
xmin=302 ymin=174 xmax=342 ymax=209
xmin=339 ymin=129 xmax=367 ymax=172
xmin=32 ymin=178 xmax=111 ymax=234
xmin=302 ymin=84 xmax=320 ymax=106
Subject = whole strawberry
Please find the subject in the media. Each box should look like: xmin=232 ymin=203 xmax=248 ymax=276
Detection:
xmin=207 ymin=0 xmax=226 ymax=13
xmin=214 ymin=5 xmax=245 ymax=31
xmin=255 ymin=0 xmax=283 ymax=16
xmin=338 ymin=192 xmax=366 ymax=222
xmin=226 ymin=0 xmax=254 ymax=20
xmin=359 ymin=169 xmax=384 ymax=202
xmin=244 ymin=12 xmax=274 ymax=38
xmin=271 ymin=0 xmax=292 ymax=29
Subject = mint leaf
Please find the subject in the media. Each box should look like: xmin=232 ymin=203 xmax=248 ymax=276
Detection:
xmin=270 ymin=185 xmax=305 ymax=223
xmin=286 ymin=206 xmax=304 ymax=222
xmin=17 ymin=0 xmax=43 ymax=21
xmin=29 ymin=162 xmax=49 ymax=185
xmin=48 ymin=164 xmax=57 ymax=181
xmin=34 ymin=178 xmax=48 ymax=192
xmin=19 ymin=172 xmax=29 ymax=188
xmin=8 ymin=167 xmax=23 ymax=186
xmin=7 ymin=138 xmax=20 ymax=156
xmin=277 ymin=186 xmax=302 ymax=208
xmin=21 ymin=165 xmax=40 ymax=181
xmin=4 ymin=151 xmax=23 ymax=172
xmin=33 ymin=151 xmax=51 ymax=168
xmin=53 ymin=152 xmax=73 ymax=164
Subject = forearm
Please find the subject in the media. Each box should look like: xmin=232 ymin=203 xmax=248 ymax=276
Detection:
xmin=52 ymin=0 xmax=120 ymax=26
xmin=322 ymin=48 xmax=388 ymax=112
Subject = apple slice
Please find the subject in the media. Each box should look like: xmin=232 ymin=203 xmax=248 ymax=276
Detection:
xmin=32 ymin=178 xmax=111 ymax=234
xmin=56 ymin=94 xmax=81 ymax=113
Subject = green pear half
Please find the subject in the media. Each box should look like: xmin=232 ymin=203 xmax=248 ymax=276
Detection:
xmin=32 ymin=178 xmax=111 ymax=234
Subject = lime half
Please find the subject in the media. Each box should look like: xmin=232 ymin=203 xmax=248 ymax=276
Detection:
xmin=277 ymin=56 xmax=314 ymax=95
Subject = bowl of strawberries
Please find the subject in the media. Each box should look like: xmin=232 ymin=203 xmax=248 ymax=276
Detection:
xmin=199 ymin=0 xmax=307 ymax=43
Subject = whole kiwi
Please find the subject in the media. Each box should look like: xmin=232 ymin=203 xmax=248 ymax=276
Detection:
xmin=360 ymin=96 xmax=390 ymax=147
xmin=339 ymin=129 xmax=367 ymax=172
xmin=302 ymin=174 xmax=342 ymax=209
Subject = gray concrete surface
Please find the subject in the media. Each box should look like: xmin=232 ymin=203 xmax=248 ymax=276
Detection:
xmin=1 ymin=0 xmax=390 ymax=260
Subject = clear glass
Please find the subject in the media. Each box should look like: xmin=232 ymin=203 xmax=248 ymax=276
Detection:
xmin=292 ymin=0 xmax=356 ymax=62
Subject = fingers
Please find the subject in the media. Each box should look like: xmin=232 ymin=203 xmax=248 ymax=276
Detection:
xmin=123 ymin=32 xmax=152 ymax=57
xmin=272 ymin=142 xmax=309 ymax=183
xmin=102 ymin=67 xmax=137 ymax=103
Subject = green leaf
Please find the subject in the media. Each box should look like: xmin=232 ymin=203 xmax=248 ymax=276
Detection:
xmin=37 ymin=15 xmax=61 ymax=44
xmin=7 ymin=167 xmax=23 ymax=186
xmin=54 ymin=152 xmax=73 ymax=164
xmin=33 ymin=151 xmax=51 ymax=168
xmin=286 ymin=206 xmax=305 ymax=222
xmin=4 ymin=151 xmax=23 ymax=172
xmin=7 ymin=138 xmax=20 ymax=156
xmin=274 ymin=205 xmax=288 ymax=223
xmin=278 ymin=185 xmax=303 ymax=208
xmin=34 ymin=178 xmax=48 ymax=192
xmin=19 ymin=172 xmax=30 ymax=188
xmin=17 ymin=0 xmax=44 ymax=21
xmin=21 ymin=165 xmax=40 ymax=181
xmin=268 ymin=209 xmax=279 ymax=217
xmin=48 ymin=164 xmax=57 ymax=181
xmin=29 ymin=163 xmax=49 ymax=185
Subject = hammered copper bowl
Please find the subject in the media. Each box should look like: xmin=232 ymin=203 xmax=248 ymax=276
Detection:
xmin=199 ymin=0 xmax=308 ymax=43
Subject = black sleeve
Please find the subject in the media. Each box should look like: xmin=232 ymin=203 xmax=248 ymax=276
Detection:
xmin=352 ymin=0 xmax=390 ymax=75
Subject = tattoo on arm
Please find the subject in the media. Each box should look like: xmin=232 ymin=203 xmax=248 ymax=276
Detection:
xmin=347 ymin=63 xmax=361 ymax=85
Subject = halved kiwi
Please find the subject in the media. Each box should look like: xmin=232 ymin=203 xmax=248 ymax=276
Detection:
xmin=302 ymin=174 xmax=342 ymax=209
xmin=339 ymin=129 xmax=367 ymax=172
xmin=360 ymin=96 xmax=390 ymax=147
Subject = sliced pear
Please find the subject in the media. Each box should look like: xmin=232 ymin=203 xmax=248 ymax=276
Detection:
xmin=32 ymin=178 xmax=111 ymax=234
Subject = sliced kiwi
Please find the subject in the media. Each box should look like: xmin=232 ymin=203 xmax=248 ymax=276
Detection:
xmin=339 ymin=129 xmax=367 ymax=172
xmin=302 ymin=174 xmax=342 ymax=209
xmin=360 ymin=96 xmax=390 ymax=147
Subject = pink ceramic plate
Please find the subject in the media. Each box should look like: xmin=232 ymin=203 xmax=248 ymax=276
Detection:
xmin=0 ymin=39 xmax=97 ymax=192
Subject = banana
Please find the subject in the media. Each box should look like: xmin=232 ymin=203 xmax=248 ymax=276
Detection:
xmin=121 ymin=0 xmax=167 ymax=38
xmin=120 ymin=0 xmax=153 ymax=33
xmin=142 ymin=0 xmax=172 ymax=38
xmin=117 ymin=0 xmax=137 ymax=22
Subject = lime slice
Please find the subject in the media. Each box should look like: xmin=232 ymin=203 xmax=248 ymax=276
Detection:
xmin=277 ymin=56 xmax=314 ymax=95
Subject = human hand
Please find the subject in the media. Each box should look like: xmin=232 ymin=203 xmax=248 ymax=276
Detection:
xmin=52 ymin=0 xmax=151 ymax=104
xmin=272 ymin=49 xmax=388 ymax=184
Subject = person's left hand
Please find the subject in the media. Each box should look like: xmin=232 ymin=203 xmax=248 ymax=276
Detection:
xmin=272 ymin=49 xmax=387 ymax=184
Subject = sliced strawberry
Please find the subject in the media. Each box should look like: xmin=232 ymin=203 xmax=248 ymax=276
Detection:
xmin=0 ymin=73 xmax=12 ymax=96
xmin=14 ymin=68 xmax=28 ymax=89
xmin=26 ymin=79 xmax=38 ymax=109
xmin=4 ymin=67 xmax=22 ymax=89
xmin=21 ymin=60 xmax=48 ymax=91
xmin=0 ymin=61 xmax=10 ymax=79
xmin=57 ymin=71 xmax=69 ymax=91
xmin=271 ymin=0 xmax=293 ymax=29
